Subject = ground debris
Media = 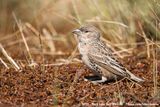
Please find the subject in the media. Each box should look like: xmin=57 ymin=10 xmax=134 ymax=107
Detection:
xmin=0 ymin=56 xmax=160 ymax=106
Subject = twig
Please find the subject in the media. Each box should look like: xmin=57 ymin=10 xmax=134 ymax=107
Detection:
xmin=113 ymin=48 xmax=134 ymax=55
xmin=0 ymin=57 xmax=9 ymax=69
xmin=0 ymin=44 xmax=20 ymax=70
xmin=110 ymin=77 xmax=143 ymax=87
xmin=136 ymin=32 xmax=160 ymax=48
xmin=101 ymin=37 xmax=127 ymax=58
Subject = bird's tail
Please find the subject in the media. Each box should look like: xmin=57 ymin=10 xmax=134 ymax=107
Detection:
xmin=126 ymin=70 xmax=144 ymax=82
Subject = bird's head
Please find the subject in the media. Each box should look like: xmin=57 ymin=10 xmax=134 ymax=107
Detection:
xmin=72 ymin=25 xmax=100 ymax=43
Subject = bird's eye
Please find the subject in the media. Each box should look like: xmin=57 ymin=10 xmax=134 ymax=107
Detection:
xmin=84 ymin=30 xmax=89 ymax=33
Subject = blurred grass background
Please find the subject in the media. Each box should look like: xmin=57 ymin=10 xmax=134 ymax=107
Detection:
xmin=0 ymin=0 xmax=160 ymax=54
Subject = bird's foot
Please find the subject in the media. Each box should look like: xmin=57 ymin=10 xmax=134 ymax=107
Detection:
xmin=84 ymin=76 xmax=107 ymax=84
xmin=84 ymin=75 xmax=101 ymax=81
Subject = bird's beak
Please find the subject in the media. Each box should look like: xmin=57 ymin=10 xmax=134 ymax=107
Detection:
xmin=72 ymin=29 xmax=81 ymax=35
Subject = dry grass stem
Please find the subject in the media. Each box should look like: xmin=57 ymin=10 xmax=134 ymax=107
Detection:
xmin=92 ymin=0 xmax=105 ymax=17
xmin=137 ymin=32 xmax=160 ymax=48
xmin=0 ymin=44 xmax=20 ymax=70
xmin=0 ymin=1 xmax=159 ymax=106
xmin=12 ymin=12 xmax=34 ymax=64
xmin=38 ymin=33 xmax=45 ymax=65
xmin=25 ymin=23 xmax=40 ymax=36
xmin=113 ymin=42 xmax=160 ymax=47
xmin=138 ymin=22 xmax=150 ymax=58
xmin=31 ymin=50 xmax=73 ymax=56
xmin=152 ymin=43 xmax=158 ymax=97
xmin=67 ymin=46 xmax=78 ymax=62
xmin=102 ymin=37 xmax=129 ymax=58
xmin=46 ymin=23 xmax=58 ymax=36
xmin=113 ymin=48 xmax=134 ymax=55
xmin=42 ymin=61 xmax=80 ymax=67
xmin=42 ymin=28 xmax=56 ymax=52
xmin=4 ymin=37 xmax=31 ymax=48
xmin=86 ymin=20 xmax=128 ymax=28
xmin=51 ymin=12 xmax=77 ymax=25
xmin=0 ymin=27 xmax=27 ymax=42
xmin=0 ymin=57 xmax=9 ymax=69
xmin=71 ymin=0 xmax=81 ymax=25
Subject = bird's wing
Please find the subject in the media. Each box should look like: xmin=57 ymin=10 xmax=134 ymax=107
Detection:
xmin=88 ymin=43 xmax=128 ymax=77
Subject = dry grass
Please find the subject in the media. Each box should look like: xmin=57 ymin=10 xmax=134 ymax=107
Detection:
xmin=0 ymin=0 xmax=160 ymax=106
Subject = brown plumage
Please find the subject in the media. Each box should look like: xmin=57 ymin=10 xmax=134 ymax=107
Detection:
xmin=72 ymin=25 xmax=144 ymax=83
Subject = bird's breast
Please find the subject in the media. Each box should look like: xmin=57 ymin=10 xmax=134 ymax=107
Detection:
xmin=78 ymin=42 xmax=89 ymax=55
xmin=78 ymin=43 xmax=90 ymax=66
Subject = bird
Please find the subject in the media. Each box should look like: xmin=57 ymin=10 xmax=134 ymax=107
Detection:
xmin=72 ymin=24 xmax=144 ymax=84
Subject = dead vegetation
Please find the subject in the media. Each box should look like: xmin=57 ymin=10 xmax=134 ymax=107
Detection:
xmin=0 ymin=0 xmax=160 ymax=106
